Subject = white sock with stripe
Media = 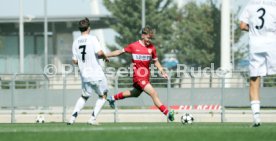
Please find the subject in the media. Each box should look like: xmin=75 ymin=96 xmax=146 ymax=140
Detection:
xmin=91 ymin=98 xmax=106 ymax=119
xmin=251 ymin=100 xmax=260 ymax=124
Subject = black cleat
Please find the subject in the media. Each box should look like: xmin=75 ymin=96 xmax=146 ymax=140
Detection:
xmin=107 ymin=96 xmax=115 ymax=109
xmin=167 ymin=110 xmax=175 ymax=121
xmin=252 ymin=123 xmax=261 ymax=127
xmin=67 ymin=122 xmax=73 ymax=125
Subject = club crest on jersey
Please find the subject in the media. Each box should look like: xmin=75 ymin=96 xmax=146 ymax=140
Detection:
xmin=148 ymin=49 xmax=152 ymax=54
xmin=141 ymin=80 xmax=146 ymax=85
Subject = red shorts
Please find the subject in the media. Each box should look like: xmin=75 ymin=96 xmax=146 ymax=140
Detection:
xmin=133 ymin=79 xmax=150 ymax=91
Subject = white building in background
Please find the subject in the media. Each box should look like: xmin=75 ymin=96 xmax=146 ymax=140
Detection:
xmin=0 ymin=0 xmax=248 ymax=73
xmin=0 ymin=0 xmax=114 ymax=73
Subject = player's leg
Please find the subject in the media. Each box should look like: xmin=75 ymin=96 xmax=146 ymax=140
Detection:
xmin=114 ymin=88 xmax=142 ymax=99
xmin=67 ymin=82 xmax=91 ymax=125
xmin=250 ymin=76 xmax=261 ymax=127
xmin=143 ymin=83 xmax=174 ymax=121
xmin=250 ymin=51 xmax=276 ymax=127
xmin=107 ymin=88 xmax=142 ymax=108
xmin=248 ymin=52 xmax=265 ymax=127
xmin=88 ymin=79 xmax=108 ymax=125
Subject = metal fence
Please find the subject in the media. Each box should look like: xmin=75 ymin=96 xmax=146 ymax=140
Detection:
xmin=0 ymin=71 xmax=276 ymax=123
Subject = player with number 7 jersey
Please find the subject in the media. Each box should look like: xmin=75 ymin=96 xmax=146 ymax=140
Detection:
xmin=72 ymin=34 xmax=105 ymax=82
xmin=68 ymin=17 xmax=109 ymax=125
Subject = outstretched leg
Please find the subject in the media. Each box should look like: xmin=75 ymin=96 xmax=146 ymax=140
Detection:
xmin=107 ymin=88 xmax=142 ymax=108
xmin=143 ymin=83 xmax=174 ymax=121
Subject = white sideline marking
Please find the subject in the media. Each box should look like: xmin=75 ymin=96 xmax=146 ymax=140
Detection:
xmin=0 ymin=124 xmax=253 ymax=133
xmin=0 ymin=126 xmax=172 ymax=133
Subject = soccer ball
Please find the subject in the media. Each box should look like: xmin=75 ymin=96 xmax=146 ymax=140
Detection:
xmin=181 ymin=113 xmax=194 ymax=124
xmin=36 ymin=115 xmax=45 ymax=123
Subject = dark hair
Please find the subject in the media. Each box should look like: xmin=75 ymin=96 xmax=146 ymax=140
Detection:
xmin=141 ymin=26 xmax=154 ymax=35
xmin=79 ymin=17 xmax=90 ymax=32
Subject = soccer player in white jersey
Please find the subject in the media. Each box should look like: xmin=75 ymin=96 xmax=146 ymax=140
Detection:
xmin=239 ymin=0 xmax=276 ymax=127
xmin=67 ymin=17 xmax=109 ymax=125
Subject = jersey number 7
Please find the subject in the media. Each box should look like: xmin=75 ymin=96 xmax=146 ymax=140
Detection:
xmin=79 ymin=45 xmax=86 ymax=61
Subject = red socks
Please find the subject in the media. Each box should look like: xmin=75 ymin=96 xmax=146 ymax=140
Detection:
xmin=113 ymin=93 xmax=169 ymax=116
xmin=159 ymin=105 xmax=169 ymax=115
xmin=114 ymin=92 xmax=124 ymax=100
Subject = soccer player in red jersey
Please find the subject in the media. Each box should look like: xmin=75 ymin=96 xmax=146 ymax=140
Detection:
xmin=106 ymin=26 xmax=174 ymax=121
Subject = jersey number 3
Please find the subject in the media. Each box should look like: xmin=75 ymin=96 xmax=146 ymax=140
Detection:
xmin=255 ymin=8 xmax=266 ymax=30
xmin=79 ymin=45 xmax=86 ymax=61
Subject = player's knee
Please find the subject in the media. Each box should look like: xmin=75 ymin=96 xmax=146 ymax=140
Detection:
xmin=98 ymin=94 xmax=106 ymax=99
xmin=99 ymin=90 xmax=108 ymax=99
xmin=133 ymin=94 xmax=140 ymax=97
xmin=81 ymin=95 xmax=89 ymax=101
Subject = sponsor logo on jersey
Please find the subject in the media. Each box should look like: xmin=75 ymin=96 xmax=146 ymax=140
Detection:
xmin=132 ymin=54 xmax=151 ymax=61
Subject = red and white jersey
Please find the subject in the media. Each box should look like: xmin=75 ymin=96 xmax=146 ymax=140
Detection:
xmin=123 ymin=40 xmax=158 ymax=82
xmin=239 ymin=0 xmax=276 ymax=52
xmin=72 ymin=35 xmax=105 ymax=82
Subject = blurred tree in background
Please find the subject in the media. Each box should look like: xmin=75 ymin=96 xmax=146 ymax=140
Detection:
xmin=103 ymin=0 xmax=178 ymax=87
xmin=171 ymin=1 xmax=221 ymax=68
xmin=232 ymin=6 xmax=249 ymax=70
xmin=103 ymin=0 xmax=244 ymax=69
xmin=103 ymin=0 xmax=178 ymax=68
xmin=0 ymin=36 xmax=3 ymax=49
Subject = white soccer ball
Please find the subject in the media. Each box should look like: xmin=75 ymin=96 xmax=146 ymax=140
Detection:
xmin=36 ymin=115 xmax=45 ymax=123
xmin=181 ymin=113 xmax=194 ymax=124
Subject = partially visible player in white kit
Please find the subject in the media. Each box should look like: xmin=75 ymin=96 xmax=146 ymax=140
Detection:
xmin=67 ymin=17 xmax=109 ymax=125
xmin=239 ymin=0 xmax=276 ymax=127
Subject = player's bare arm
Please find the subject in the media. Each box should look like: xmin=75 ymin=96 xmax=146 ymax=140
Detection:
xmin=153 ymin=60 xmax=168 ymax=79
xmin=72 ymin=59 xmax=78 ymax=65
xmin=240 ymin=21 xmax=249 ymax=31
xmin=106 ymin=49 xmax=124 ymax=58
xmin=97 ymin=50 xmax=109 ymax=62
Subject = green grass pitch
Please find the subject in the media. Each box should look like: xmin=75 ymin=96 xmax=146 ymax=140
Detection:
xmin=1 ymin=122 xmax=276 ymax=141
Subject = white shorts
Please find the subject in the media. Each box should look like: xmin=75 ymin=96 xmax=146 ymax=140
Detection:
xmin=81 ymin=77 xmax=108 ymax=97
xmin=249 ymin=51 xmax=276 ymax=77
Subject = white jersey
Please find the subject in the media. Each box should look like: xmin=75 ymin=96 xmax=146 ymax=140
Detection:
xmin=72 ymin=34 xmax=105 ymax=82
xmin=239 ymin=0 xmax=276 ymax=52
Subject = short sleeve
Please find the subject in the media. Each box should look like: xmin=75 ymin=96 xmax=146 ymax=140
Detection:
xmin=152 ymin=47 xmax=158 ymax=60
xmin=123 ymin=44 xmax=133 ymax=53
xmin=92 ymin=36 xmax=101 ymax=53
xmin=239 ymin=5 xmax=250 ymax=24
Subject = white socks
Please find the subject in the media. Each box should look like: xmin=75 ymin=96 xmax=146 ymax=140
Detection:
xmin=70 ymin=97 xmax=86 ymax=121
xmin=69 ymin=97 xmax=106 ymax=124
xmin=91 ymin=98 xmax=106 ymax=120
xmin=251 ymin=100 xmax=260 ymax=123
